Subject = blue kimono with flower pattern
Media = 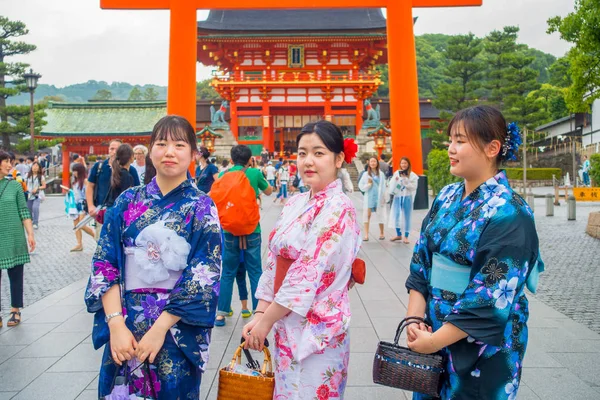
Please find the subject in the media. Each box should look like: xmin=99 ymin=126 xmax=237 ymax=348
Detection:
xmin=406 ymin=171 xmax=541 ymax=400
xmin=85 ymin=178 xmax=222 ymax=399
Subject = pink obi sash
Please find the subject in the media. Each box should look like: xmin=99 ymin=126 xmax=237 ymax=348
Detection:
xmin=274 ymin=255 xmax=366 ymax=296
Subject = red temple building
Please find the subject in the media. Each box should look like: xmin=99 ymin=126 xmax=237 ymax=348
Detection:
xmin=197 ymin=8 xmax=389 ymax=157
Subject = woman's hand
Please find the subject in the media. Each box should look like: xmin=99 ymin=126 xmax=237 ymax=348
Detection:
xmin=407 ymin=328 xmax=438 ymax=355
xmin=406 ymin=321 xmax=432 ymax=342
xmin=109 ymin=319 xmax=138 ymax=365
xmin=27 ymin=235 xmax=36 ymax=253
xmin=245 ymin=318 xmax=271 ymax=352
xmin=242 ymin=315 xmax=262 ymax=344
xmin=136 ymin=325 xmax=167 ymax=364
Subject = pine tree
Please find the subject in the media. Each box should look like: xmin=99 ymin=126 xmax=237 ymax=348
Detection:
xmin=483 ymin=26 xmax=520 ymax=108
xmin=429 ymin=33 xmax=485 ymax=148
xmin=0 ymin=17 xmax=37 ymax=150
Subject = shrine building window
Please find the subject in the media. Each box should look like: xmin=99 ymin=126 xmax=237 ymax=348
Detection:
xmin=288 ymin=45 xmax=305 ymax=68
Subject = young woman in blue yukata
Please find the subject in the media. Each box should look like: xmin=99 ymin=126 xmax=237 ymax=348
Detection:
xmin=404 ymin=105 xmax=543 ymax=400
xmin=85 ymin=115 xmax=222 ymax=399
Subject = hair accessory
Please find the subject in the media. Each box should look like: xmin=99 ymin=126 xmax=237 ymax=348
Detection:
xmin=343 ymin=138 xmax=358 ymax=164
xmin=502 ymin=122 xmax=522 ymax=161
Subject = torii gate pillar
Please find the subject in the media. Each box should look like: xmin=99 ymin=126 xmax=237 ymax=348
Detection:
xmin=101 ymin=0 xmax=482 ymax=174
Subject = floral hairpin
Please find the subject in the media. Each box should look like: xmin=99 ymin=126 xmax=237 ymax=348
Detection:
xmin=501 ymin=122 xmax=522 ymax=161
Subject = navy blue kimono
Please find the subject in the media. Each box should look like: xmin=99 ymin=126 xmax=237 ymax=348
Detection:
xmin=406 ymin=171 xmax=541 ymax=400
xmin=85 ymin=178 xmax=222 ymax=399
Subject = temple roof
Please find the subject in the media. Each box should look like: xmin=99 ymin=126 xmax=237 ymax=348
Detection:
xmin=41 ymin=101 xmax=166 ymax=137
xmin=197 ymin=9 xmax=387 ymax=32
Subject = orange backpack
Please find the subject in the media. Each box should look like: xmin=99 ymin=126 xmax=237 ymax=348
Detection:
xmin=210 ymin=168 xmax=260 ymax=236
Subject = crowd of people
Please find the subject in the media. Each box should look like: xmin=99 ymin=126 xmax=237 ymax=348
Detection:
xmin=0 ymin=105 xmax=546 ymax=400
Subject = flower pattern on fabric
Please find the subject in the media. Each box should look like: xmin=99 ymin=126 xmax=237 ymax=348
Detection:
xmin=256 ymin=179 xmax=360 ymax=399
xmin=84 ymin=177 xmax=222 ymax=398
xmin=406 ymin=171 xmax=541 ymax=400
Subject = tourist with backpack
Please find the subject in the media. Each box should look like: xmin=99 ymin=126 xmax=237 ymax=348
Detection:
xmin=210 ymin=145 xmax=273 ymax=326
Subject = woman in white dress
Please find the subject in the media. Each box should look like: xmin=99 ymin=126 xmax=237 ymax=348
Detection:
xmin=388 ymin=157 xmax=419 ymax=244
xmin=358 ymin=157 xmax=387 ymax=241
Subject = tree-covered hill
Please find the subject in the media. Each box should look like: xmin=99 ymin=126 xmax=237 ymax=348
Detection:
xmin=7 ymin=80 xmax=167 ymax=105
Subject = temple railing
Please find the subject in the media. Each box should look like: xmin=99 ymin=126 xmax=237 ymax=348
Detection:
xmin=212 ymin=70 xmax=381 ymax=85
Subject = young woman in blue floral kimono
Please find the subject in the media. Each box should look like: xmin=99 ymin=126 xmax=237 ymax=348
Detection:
xmin=85 ymin=115 xmax=222 ymax=399
xmin=405 ymin=105 xmax=542 ymax=400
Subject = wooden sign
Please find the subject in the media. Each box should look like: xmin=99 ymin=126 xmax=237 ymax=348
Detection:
xmin=574 ymin=187 xmax=600 ymax=202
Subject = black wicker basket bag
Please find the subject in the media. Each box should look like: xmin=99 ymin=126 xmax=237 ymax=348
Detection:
xmin=372 ymin=317 xmax=445 ymax=397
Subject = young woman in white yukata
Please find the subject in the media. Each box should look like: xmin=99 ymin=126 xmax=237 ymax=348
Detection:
xmin=242 ymin=120 xmax=362 ymax=400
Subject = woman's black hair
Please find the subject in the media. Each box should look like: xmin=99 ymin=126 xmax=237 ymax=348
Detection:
xmin=150 ymin=115 xmax=198 ymax=153
xmin=144 ymin=154 xmax=156 ymax=185
xmin=111 ymin=143 xmax=134 ymax=189
xmin=0 ymin=150 xmax=10 ymax=165
xmin=297 ymin=120 xmax=344 ymax=154
xmin=199 ymin=146 xmax=211 ymax=162
xmin=27 ymin=161 xmax=43 ymax=181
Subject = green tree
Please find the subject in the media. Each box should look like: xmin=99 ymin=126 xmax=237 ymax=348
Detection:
xmin=483 ymin=26 xmax=521 ymax=106
xmin=416 ymin=36 xmax=450 ymax=98
xmin=374 ymin=65 xmax=389 ymax=98
xmin=528 ymin=84 xmax=569 ymax=123
xmin=128 ymin=86 xmax=142 ymax=101
xmin=196 ymin=79 xmax=221 ymax=100
xmin=0 ymin=16 xmax=37 ymax=149
xmin=429 ymin=33 xmax=485 ymax=148
xmin=143 ymin=87 xmax=159 ymax=101
xmin=548 ymin=58 xmax=572 ymax=88
xmin=502 ymin=52 xmax=544 ymax=129
xmin=92 ymin=89 xmax=112 ymax=101
xmin=548 ymin=0 xmax=600 ymax=111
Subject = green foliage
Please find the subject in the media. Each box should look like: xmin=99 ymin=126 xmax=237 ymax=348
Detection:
xmin=426 ymin=149 xmax=460 ymax=195
xmin=92 ymin=89 xmax=112 ymax=101
xmin=415 ymin=36 xmax=450 ymax=99
xmin=528 ymin=84 xmax=569 ymax=124
xmin=589 ymin=154 xmax=600 ymax=186
xmin=483 ymin=26 xmax=521 ymax=104
xmin=548 ymin=57 xmax=572 ymax=88
xmin=430 ymin=34 xmax=485 ymax=139
xmin=375 ymin=65 xmax=389 ymax=98
xmin=15 ymin=137 xmax=63 ymax=154
xmin=196 ymin=79 xmax=221 ymax=100
xmin=143 ymin=87 xmax=159 ymax=101
xmin=128 ymin=86 xmax=142 ymax=101
xmin=0 ymin=16 xmax=38 ymax=149
xmin=548 ymin=1 xmax=600 ymax=112
xmin=504 ymin=168 xmax=562 ymax=180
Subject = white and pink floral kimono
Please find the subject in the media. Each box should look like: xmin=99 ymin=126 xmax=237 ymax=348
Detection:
xmin=256 ymin=179 xmax=362 ymax=400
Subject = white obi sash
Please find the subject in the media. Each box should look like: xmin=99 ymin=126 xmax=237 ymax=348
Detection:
xmin=124 ymin=221 xmax=191 ymax=291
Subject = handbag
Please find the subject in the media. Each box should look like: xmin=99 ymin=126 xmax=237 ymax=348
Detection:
xmin=217 ymin=341 xmax=275 ymax=400
xmin=373 ymin=317 xmax=445 ymax=397
xmin=102 ymin=360 xmax=157 ymax=400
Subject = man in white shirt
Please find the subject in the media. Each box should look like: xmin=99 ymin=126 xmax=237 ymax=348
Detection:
xmin=265 ymin=161 xmax=276 ymax=189
xmin=132 ymin=144 xmax=148 ymax=183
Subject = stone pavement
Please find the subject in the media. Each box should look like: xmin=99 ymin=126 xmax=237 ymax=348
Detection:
xmin=0 ymin=189 xmax=599 ymax=399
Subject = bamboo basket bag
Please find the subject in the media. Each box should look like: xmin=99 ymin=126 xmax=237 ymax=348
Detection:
xmin=217 ymin=342 xmax=275 ymax=400
xmin=373 ymin=316 xmax=445 ymax=397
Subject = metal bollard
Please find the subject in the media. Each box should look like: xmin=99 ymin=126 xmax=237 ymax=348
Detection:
xmin=527 ymin=190 xmax=535 ymax=213
xmin=546 ymin=194 xmax=554 ymax=216
xmin=568 ymin=195 xmax=576 ymax=221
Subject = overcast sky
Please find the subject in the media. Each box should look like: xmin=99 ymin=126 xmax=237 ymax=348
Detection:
xmin=3 ymin=0 xmax=574 ymax=88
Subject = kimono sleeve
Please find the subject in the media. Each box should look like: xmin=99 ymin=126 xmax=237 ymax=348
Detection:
xmin=163 ymin=196 xmax=222 ymax=327
xmin=255 ymin=248 xmax=277 ymax=303
xmin=445 ymin=209 xmax=538 ymax=346
xmin=274 ymin=204 xmax=360 ymax=317
xmin=84 ymin=200 xmax=124 ymax=313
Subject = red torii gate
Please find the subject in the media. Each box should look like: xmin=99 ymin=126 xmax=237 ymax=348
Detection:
xmin=101 ymin=0 xmax=482 ymax=174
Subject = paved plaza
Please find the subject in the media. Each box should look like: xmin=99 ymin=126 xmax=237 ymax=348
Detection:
xmin=0 ymin=189 xmax=599 ymax=399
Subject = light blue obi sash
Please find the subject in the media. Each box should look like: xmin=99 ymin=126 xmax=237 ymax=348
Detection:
xmin=431 ymin=252 xmax=545 ymax=295
xmin=430 ymin=253 xmax=471 ymax=294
